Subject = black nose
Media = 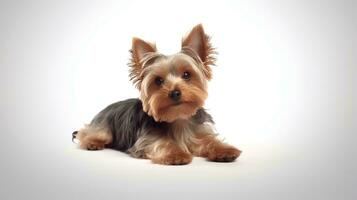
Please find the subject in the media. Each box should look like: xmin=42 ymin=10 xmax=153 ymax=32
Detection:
xmin=169 ymin=90 xmax=181 ymax=101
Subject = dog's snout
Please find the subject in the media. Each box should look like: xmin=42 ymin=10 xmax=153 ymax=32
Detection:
xmin=169 ymin=90 xmax=181 ymax=101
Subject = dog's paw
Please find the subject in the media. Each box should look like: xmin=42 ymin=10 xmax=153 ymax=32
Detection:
xmin=155 ymin=151 xmax=193 ymax=165
xmin=86 ymin=143 xmax=105 ymax=151
xmin=80 ymin=141 xmax=105 ymax=151
xmin=208 ymin=146 xmax=241 ymax=162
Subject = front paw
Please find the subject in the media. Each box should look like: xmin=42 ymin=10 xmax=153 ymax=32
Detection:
xmin=154 ymin=151 xmax=193 ymax=165
xmin=86 ymin=143 xmax=105 ymax=151
xmin=208 ymin=146 xmax=242 ymax=162
xmin=80 ymin=141 xmax=105 ymax=151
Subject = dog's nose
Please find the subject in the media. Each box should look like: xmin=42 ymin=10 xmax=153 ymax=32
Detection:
xmin=169 ymin=90 xmax=181 ymax=101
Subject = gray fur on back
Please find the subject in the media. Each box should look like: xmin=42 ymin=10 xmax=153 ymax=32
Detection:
xmin=89 ymin=98 xmax=214 ymax=151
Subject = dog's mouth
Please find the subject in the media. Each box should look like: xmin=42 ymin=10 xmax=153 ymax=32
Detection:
xmin=172 ymin=101 xmax=184 ymax=106
xmin=152 ymin=101 xmax=200 ymax=122
xmin=167 ymin=101 xmax=196 ymax=108
xmin=148 ymin=90 xmax=207 ymax=122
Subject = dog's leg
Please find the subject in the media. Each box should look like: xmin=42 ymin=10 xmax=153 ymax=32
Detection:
xmin=75 ymin=126 xmax=112 ymax=150
xmin=145 ymin=138 xmax=193 ymax=165
xmin=192 ymin=128 xmax=241 ymax=162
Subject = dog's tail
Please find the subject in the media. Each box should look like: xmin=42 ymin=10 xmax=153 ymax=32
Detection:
xmin=72 ymin=131 xmax=78 ymax=143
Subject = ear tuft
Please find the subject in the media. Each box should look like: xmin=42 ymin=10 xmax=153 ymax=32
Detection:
xmin=182 ymin=24 xmax=216 ymax=79
xmin=129 ymin=37 xmax=157 ymax=88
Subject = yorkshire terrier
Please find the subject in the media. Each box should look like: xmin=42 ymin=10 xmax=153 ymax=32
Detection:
xmin=73 ymin=24 xmax=241 ymax=165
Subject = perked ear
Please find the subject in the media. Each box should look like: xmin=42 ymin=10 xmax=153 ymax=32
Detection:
xmin=182 ymin=24 xmax=215 ymax=79
xmin=129 ymin=37 xmax=157 ymax=87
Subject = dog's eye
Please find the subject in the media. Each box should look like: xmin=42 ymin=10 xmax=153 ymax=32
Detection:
xmin=154 ymin=77 xmax=164 ymax=86
xmin=182 ymin=71 xmax=191 ymax=80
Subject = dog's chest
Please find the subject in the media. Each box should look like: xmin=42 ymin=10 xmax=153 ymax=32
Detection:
xmin=167 ymin=120 xmax=198 ymax=153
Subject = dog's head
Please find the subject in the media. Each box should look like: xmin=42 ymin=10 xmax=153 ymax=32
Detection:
xmin=129 ymin=24 xmax=215 ymax=122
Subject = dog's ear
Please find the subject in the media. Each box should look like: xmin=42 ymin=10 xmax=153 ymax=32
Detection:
xmin=129 ymin=37 xmax=157 ymax=87
xmin=182 ymin=24 xmax=215 ymax=79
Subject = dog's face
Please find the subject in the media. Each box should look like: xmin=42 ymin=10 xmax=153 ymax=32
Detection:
xmin=129 ymin=24 xmax=215 ymax=122
xmin=138 ymin=53 xmax=208 ymax=123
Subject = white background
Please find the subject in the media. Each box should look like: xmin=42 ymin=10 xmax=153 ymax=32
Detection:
xmin=0 ymin=0 xmax=356 ymax=199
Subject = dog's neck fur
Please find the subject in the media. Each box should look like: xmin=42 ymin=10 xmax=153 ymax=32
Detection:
xmin=167 ymin=118 xmax=198 ymax=153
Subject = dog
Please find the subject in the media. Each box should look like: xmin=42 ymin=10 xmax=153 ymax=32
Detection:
xmin=72 ymin=24 xmax=241 ymax=165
